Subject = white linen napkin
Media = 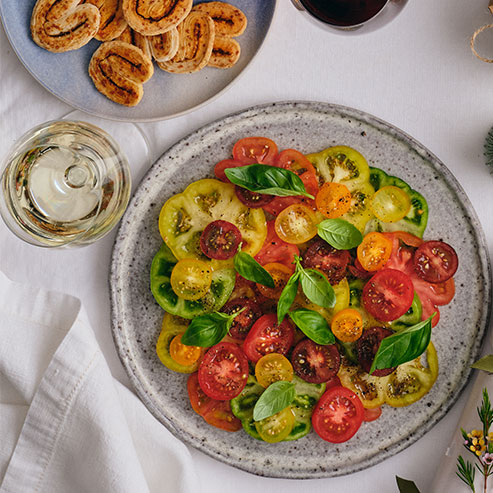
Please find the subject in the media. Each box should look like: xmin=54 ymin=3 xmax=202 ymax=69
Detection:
xmin=0 ymin=271 xmax=198 ymax=493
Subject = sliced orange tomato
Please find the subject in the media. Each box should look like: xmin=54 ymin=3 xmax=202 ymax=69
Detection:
xmin=274 ymin=203 xmax=318 ymax=244
xmin=315 ymin=182 xmax=352 ymax=218
xmin=169 ymin=333 xmax=202 ymax=366
xmin=256 ymin=262 xmax=293 ymax=299
xmin=255 ymin=353 xmax=294 ymax=388
xmin=331 ymin=308 xmax=364 ymax=343
xmin=356 ymin=232 xmax=393 ymax=272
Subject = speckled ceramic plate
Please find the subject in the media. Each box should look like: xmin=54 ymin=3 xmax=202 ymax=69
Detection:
xmin=110 ymin=101 xmax=491 ymax=479
xmin=0 ymin=0 xmax=276 ymax=122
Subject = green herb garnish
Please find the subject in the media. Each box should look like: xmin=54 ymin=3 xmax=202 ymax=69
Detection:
xmin=253 ymin=380 xmax=296 ymax=421
xmin=234 ymin=250 xmax=275 ymax=288
xmin=277 ymin=271 xmax=300 ymax=323
xmin=289 ymin=309 xmax=335 ymax=345
xmin=317 ymin=218 xmax=363 ymax=250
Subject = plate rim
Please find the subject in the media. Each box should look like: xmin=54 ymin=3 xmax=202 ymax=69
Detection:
xmin=109 ymin=100 xmax=492 ymax=478
xmin=0 ymin=0 xmax=278 ymax=123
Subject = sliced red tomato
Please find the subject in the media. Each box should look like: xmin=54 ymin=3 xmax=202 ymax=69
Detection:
xmin=198 ymin=342 xmax=249 ymax=400
xmin=255 ymin=220 xmax=299 ymax=272
xmin=291 ymin=339 xmax=341 ymax=384
xmin=414 ymin=240 xmax=458 ymax=283
xmin=234 ymin=186 xmax=274 ymax=208
xmin=232 ymin=137 xmax=278 ymax=165
xmin=302 ymin=239 xmax=350 ymax=284
xmin=362 ymin=269 xmax=414 ymax=322
xmin=200 ymin=220 xmax=242 ymax=260
xmin=312 ymin=386 xmax=364 ymax=443
xmin=325 ymin=375 xmax=342 ymax=389
xmin=357 ymin=326 xmax=396 ymax=376
xmin=347 ymin=257 xmax=373 ymax=280
xmin=243 ymin=314 xmax=295 ymax=363
xmin=275 ymin=148 xmax=317 ymax=176
xmin=391 ymin=231 xmax=423 ymax=248
xmin=187 ymin=373 xmax=241 ymax=431
xmin=214 ymin=159 xmax=244 ymax=182
xmin=363 ymin=406 xmax=382 ymax=422
xmin=221 ymin=297 xmax=261 ymax=340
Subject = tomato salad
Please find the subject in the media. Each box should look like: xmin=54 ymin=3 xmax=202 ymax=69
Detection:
xmin=150 ymin=137 xmax=458 ymax=444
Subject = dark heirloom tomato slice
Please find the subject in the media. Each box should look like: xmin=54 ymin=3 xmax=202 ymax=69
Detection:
xmin=291 ymin=339 xmax=341 ymax=384
xmin=234 ymin=186 xmax=274 ymax=208
xmin=312 ymin=386 xmax=364 ymax=443
xmin=198 ymin=342 xmax=249 ymax=400
xmin=255 ymin=220 xmax=300 ymax=272
xmin=357 ymin=326 xmax=396 ymax=377
xmin=221 ymin=297 xmax=261 ymax=340
xmin=200 ymin=220 xmax=242 ymax=260
xmin=302 ymin=239 xmax=350 ymax=284
xmin=347 ymin=257 xmax=372 ymax=280
xmin=214 ymin=159 xmax=244 ymax=182
xmin=187 ymin=373 xmax=241 ymax=431
xmin=232 ymin=137 xmax=278 ymax=165
xmin=243 ymin=314 xmax=295 ymax=363
xmin=413 ymin=240 xmax=458 ymax=283
xmin=362 ymin=268 xmax=414 ymax=322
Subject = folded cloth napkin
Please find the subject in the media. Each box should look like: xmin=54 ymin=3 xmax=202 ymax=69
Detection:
xmin=0 ymin=271 xmax=198 ymax=493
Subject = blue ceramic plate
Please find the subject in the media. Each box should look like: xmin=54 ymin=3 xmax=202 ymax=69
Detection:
xmin=0 ymin=0 xmax=276 ymax=122
xmin=110 ymin=101 xmax=491 ymax=478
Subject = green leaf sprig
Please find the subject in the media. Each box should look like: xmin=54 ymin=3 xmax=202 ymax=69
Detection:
xmin=317 ymin=218 xmax=363 ymax=250
xmin=181 ymin=309 xmax=245 ymax=347
xmin=253 ymin=380 xmax=295 ymax=421
xmin=234 ymin=249 xmax=275 ymax=288
xmin=225 ymin=164 xmax=314 ymax=199
xmin=289 ymin=309 xmax=335 ymax=345
xmin=396 ymin=476 xmax=421 ymax=493
xmin=369 ymin=314 xmax=435 ymax=374
xmin=471 ymin=355 xmax=493 ymax=373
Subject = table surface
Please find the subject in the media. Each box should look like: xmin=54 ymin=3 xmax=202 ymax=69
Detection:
xmin=2 ymin=1 xmax=493 ymax=491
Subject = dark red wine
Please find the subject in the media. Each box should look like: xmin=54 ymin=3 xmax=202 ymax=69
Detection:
xmin=300 ymin=0 xmax=389 ymax=27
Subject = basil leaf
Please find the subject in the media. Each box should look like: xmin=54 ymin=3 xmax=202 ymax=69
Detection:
xmin=277 ymin=272 xmax=300 ymax=323
xmin=471 ymin=355 xmax=493 ymax=373
xmin=370 ymin=314 xmax=434 ymax=374
xmin=253 ymin=380 xmax=296 ymax=421
xmin=396 ymin=476 xmax=421 ymax=493
xmin=182 ymin=311 xmax=238 ymax=347
xmin=317 ymin=218 xmax=363 ymax=250
xmin=289 ymin=309 xmax=335 ymax=345
xmin=234 ymin=251 xmax=275 ymax=288
xmin=225 ymin=164 xmax=314 ymax=199
xmin=299 ymin=268 xmax=336 ymax=308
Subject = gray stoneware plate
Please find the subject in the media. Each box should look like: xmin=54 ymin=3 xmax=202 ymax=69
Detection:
xmin=110 ymin=101 xmax=491 ymax=479
xmin=0 ymin=0 xmax=276 ymax=122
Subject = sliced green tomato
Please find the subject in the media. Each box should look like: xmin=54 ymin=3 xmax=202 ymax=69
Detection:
xmin=367 ymin=167 xmax=429 ymax=237
xmin=306 ymin=145 xmax=370 ymax=191
xmin=159 ymin=179 xmax=267 ymax=262
xmin=156 ymin=321 xmax=200 ymax=373
xmin=255 ymin=407 xmax=295 ymax=443
xmin=384 ymin=342 xmax=438 ymax=407
xmin=150 ymin=243 xmax=235 ymax=319
xmin=339 ymin=181 xmax=375 ymax=233
xmin=390 ymin=292 xmax=423 ymax=331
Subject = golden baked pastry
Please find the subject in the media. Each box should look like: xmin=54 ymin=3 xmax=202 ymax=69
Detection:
xmin=122 ymin=0 xmax=193 ymax=36
xmin=117 ymin=26 xmax=152 ymax=60
xmin=148 ymin=28 xmax=179 ymax=62
xmin=89 ymin=40 xmax=154 ymax=106
xmin=158 ymin=10 xmax=214 ymax=73
xmin=86 ymin=0 xmax=128 ymax=41
xmin=31 ymin=0 xmax=101 ymax=53
xmin=193 ymin=1 xmax=247 ymax=37
xmin=208 ymin=35 xmax=240 ymax=69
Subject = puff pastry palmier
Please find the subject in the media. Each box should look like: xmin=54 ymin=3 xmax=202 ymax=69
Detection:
xmin=148 ymin=27 xmax=179 ymax=62
xmin=89 ymin=40 xmax=154 ymax=106
xmin=118 ymin=26 xmax=152 ymax=60
xmin=31 ymin=0 xmax=101 ymax=53
xmin=158 ymin=10 xmax=214 ymax=73
xmin=208 ymin=35 xmax=240 ymax=69
xmin=193 ymin=1 xmax=246 ymax=37
xmin=86 ymin=0 xmax=127 ymax=41
xmin=122 ymin=0 xmax=193 ymax=36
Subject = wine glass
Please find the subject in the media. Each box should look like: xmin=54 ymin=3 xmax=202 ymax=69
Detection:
xmin=0 ymin=114 xmax=149 ymax=248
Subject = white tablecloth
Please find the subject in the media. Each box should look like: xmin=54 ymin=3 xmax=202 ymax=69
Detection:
xmin=1 ymin=1 xmax=493 ymax=491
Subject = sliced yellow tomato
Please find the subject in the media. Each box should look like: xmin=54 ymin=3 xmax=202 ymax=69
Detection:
xmin=159 ymin=179 xmax=267 ymax=262
xmin=371 ymin=186 xmax=411 ymax=223
xmin=255 ymin=353 xmax=294 ymax=388
xmin=274 ymin=204 xmax=318 ymax=244
xmin=356 ymin=231 xmax=393 ymax=271
xmin=255 ymin=407 xmax=295 ymax=443
xmin=170 ymin=258 xmax=212 ymax=300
